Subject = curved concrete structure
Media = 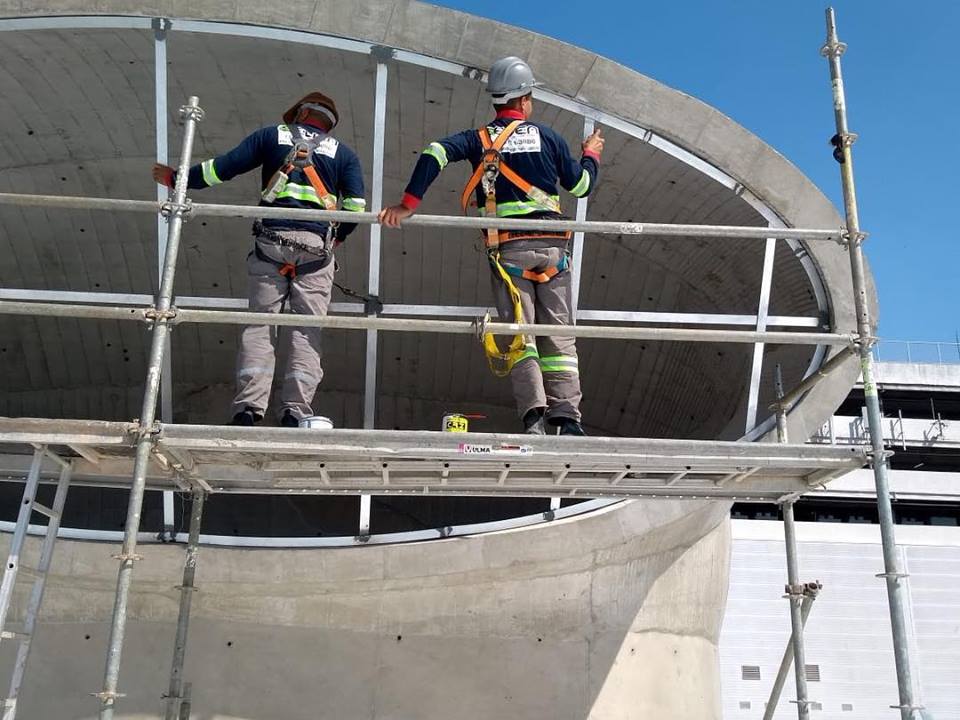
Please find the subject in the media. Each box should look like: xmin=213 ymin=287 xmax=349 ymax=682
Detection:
xmin=0 ymin=499 xmax=730 ymax=720
xmin=0 ymin=3 xmax=876 ymax=718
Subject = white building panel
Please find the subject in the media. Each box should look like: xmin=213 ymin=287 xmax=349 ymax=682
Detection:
xmin=722 ymin=521 xmax=960 ymax=719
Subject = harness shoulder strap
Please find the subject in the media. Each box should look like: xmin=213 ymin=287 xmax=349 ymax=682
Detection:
xmin=289 ymin=129 xmax=339 ymax=212
xmin=460 ymin=120 xmax=524 ymax=214
xmin=302 ymin=164 xmax=338 ymax=211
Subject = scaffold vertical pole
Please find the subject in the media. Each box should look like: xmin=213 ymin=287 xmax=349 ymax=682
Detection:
xmin=822 ymin=8 xmax=921 ymax=718
xmin=771 ymin=368 xmax=811 ymax=719
xmin=97 ymin=95 xmax=203 ymax=720
xmin=774 ymin=364 xmax=789 ymax=444
xmin=163 ymin=490 xmax=205 ymax=720
xmin=782 ymin=501 xmax=810 ymax=720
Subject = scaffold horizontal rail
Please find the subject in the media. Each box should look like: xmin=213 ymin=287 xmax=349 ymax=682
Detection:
xmin=0 ymin=192 xmax=845 ymax=242
xmin=0 ymin=300 xmax=853 ymax=346
xmin=0 ymin=418 xmax=867 ymax=501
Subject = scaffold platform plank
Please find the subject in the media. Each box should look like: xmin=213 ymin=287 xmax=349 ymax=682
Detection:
xmin=0 ymin=418 xmax=867 ymax=501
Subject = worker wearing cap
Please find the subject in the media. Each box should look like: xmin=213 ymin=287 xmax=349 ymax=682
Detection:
xmin=380 ymin=57 xmax=603 ymax=435
xmin=152 ymin=92 xmax=366 ymax=427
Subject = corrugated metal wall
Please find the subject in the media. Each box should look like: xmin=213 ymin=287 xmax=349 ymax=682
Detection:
xmin=721 ymin=524 xmax=959 ymax=719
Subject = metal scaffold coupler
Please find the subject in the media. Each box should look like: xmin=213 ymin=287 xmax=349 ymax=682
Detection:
xmin=840 ymin=228 xmax=868 ymax=246
xmin=112 ymin=553 xmax=144 ymax=563
xmin=889 ymin=703 xmax=925 ymax=712
xmin=782 ymin=582 xmax=805 ymax=600
xmin=819 ymin=40 xmax=847 ymax=57
xmin=90 ymin=690 xmax=127 ymax=700
xmin=474 ymin=313 xmax=491 ymax=343
xmin=144 ymin=306 xmax=179 ymax=324
xmin=133 ymin=420 xmax=162 ymax=443
xmin=865 ymin=447 xmax=895 ymax=462
xmin=160 ymin=198 xmax=193 ymax=219
xmin=803 ymin=580 xmax=823 ymax=599
xmin=876 ymin=571 xmax=910 ymax=580
xmin=851 ymin=332 xmax=877 ymax=351
xmin=179 ymin=104 xmax=205 ymax=123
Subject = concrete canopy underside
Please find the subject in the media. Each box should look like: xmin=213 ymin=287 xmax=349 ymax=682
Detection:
xmin=0 ymin=1 xmax=876 ymax=444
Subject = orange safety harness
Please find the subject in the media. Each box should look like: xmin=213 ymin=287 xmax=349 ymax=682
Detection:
xmin=258 ymin=138 xmax=340 ymax=278
xmin=459 ymin=121 xmax=572 ymax=376
xmin=460 ymin=121 xmax=571 ymax=256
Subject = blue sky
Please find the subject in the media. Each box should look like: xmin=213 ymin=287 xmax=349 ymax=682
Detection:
xmin=434 ymin=0 xmax=959 ymax=345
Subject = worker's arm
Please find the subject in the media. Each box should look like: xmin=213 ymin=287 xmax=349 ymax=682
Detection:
xmin=379 ymin=130 xmax=479 ymax=227
xmin=555 ymin=127 xmax=604 ymax=199
xmin=152 ymin=127 xmax=269 ymax=190
xmin=333 ymin=146 xmax=367 ymax=242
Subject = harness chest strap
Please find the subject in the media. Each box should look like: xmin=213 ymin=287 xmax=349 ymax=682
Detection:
xmin=460 ymin=120 xmax=522 ymax=214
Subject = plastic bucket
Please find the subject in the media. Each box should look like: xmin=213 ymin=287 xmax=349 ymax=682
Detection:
xmin=299 ymin=415 xmax=334 ymax=430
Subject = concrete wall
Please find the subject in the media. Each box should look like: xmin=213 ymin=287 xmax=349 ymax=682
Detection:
xmin=0 ymin=499 xmax=730 ymax=719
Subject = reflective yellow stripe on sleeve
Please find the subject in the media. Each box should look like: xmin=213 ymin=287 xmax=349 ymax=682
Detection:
xmin=423 ymin=142 xmax=449 ymax=170
xmin=342 ymin=197 xmax=366 ymax=212
xmin=570 ymin=169 xmax=591 ymax=197
xmin=201 ymin=159 xmax=222 ymax=187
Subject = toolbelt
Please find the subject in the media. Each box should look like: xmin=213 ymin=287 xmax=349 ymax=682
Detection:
xmin=252 ymin=221 xmax=332 ymax=279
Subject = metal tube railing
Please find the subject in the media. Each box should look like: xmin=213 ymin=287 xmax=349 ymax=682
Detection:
xmin=96 ymin=96 xmax=203 ymax=720
xmin=0 ymin=299 xmax=853 ymax=346
xmin=0 ymin=192 xmax=845 ymax=241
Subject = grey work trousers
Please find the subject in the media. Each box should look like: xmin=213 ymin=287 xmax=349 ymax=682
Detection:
xmin=490 ymin=239 xmax=581 ymax=422
xmin=231 ymin=231 xmax=334 ymax=421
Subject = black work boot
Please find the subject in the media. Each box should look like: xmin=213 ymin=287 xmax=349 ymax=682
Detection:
xmin=280 ymin=411 xmax=301 ymax=428
xmin=522 ymin=408 xmax=546 ymax=435
xmin=229 ymin=407 xmax=261 ymax=426
xmin=553 ymin=417 xmax=587 ymax=436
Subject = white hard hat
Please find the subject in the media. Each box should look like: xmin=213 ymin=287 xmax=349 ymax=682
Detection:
xmin=486 ymin=56 xmax=540 ymax=102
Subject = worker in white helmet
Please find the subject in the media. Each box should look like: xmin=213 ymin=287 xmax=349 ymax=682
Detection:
xmin=380 ymin=57 xmax=604 ymax=435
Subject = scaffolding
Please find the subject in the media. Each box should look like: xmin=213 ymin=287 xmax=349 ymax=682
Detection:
xmin=0 ymin=6 xmax=922 ymax=720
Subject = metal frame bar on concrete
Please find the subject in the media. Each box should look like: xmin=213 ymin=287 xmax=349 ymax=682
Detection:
xmin=154 ymin=17 xmax=177 ymax=541
xmin=569 ymin=116 xmax=594 ymax=314
xmin=822 ymin=9 xmax=922 ymax=718
xmin=745 ymin=237 xmax=778 ymax=432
